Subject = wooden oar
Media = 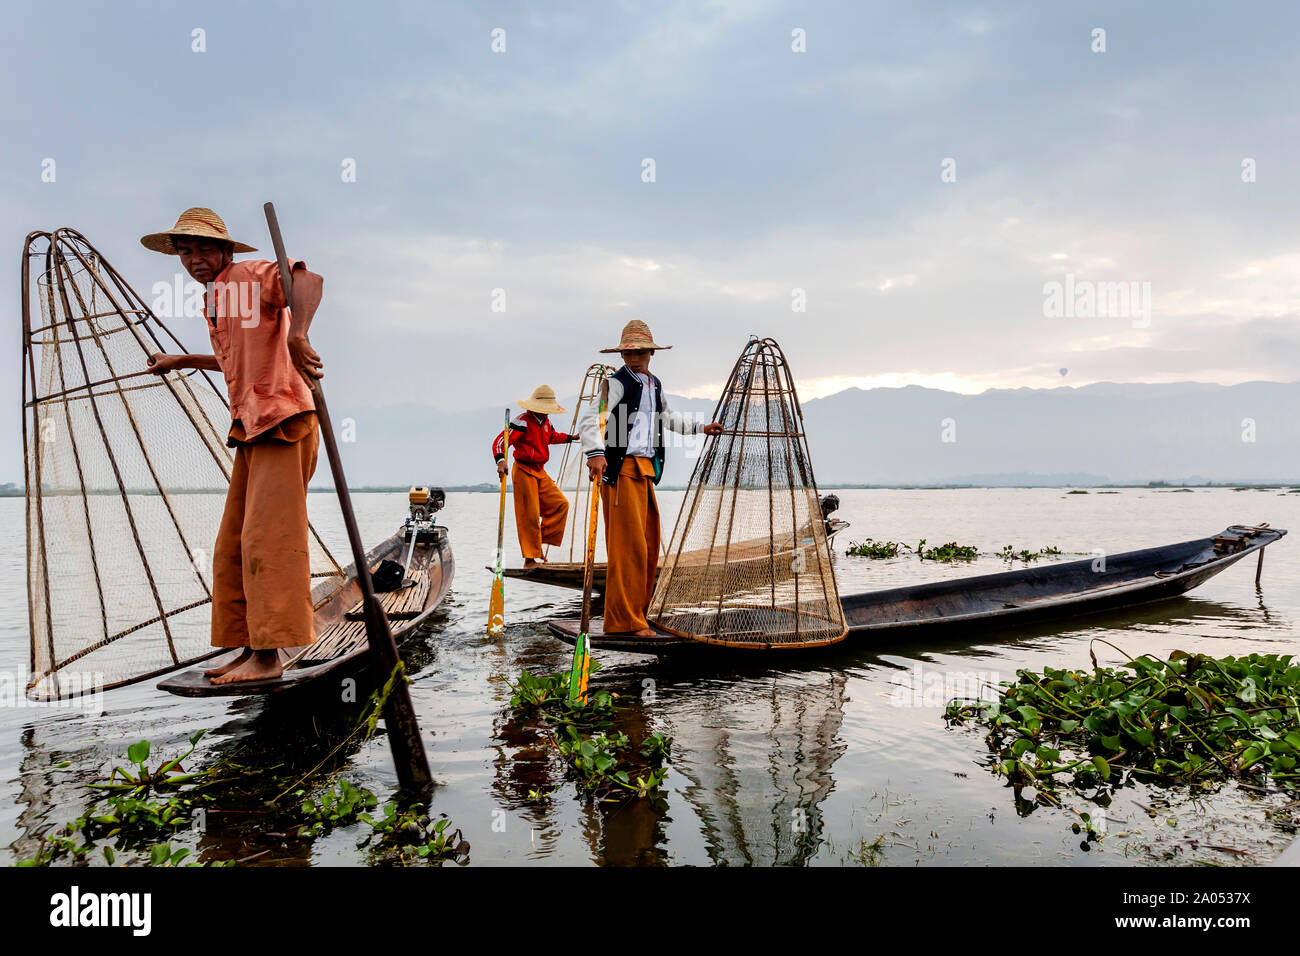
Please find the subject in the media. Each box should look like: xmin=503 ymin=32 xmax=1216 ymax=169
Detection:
xmin=488 ymin=408 xmax=509 ymax=637
xmin=569 ymin=374 xmax=608 ymax=703
xmin=263 ymin=202 xmax=431 ymax=793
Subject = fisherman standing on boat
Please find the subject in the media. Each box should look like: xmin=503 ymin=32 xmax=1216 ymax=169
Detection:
xmin=493 ymin=385 xmax=577 ymax=568
xmin=580 ymin=321 xmax=723 ymax=637
xmin=141 ymin=208 xmax=323 ymax=685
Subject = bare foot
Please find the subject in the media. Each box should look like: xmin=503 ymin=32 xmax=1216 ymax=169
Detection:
xmin=205 ymin=649 xmax=252 ymax=677
xmin=210 ymin=650 xmax=283 ymax=685
xmin=632 ymin=627 xmax=657 ymax=637
xmin=523 ymin=558 xmax=542 ymax=567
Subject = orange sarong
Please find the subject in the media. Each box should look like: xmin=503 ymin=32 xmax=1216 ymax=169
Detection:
xmin=512 ymin=461 xmax=569 ymax=560
xmin=600 ymin=456 xmax=660 ymax=633
xmin=211 ymin=412 xmax=319 ymax=649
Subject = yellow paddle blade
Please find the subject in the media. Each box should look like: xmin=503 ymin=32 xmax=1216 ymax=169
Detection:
xmin=488 ymin=575 xmax=505 ymax=637
xmin=568 ymin=632 xmax=589 ymax=703
xmin=577 ymin=645 xmax=590 ymax=701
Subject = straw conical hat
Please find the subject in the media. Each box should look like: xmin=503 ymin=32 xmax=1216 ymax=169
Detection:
xmin=518 ymin=384 xmax=566 ymax=415
xmin=599 ymin=319 xmax=672 ymax=353
xmin=140 ymin=207 xmax=257 ymax=255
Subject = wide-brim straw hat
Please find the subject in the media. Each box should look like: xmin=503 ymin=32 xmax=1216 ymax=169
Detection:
xmin=599 ymin=319 xmax=672 ymax=353
xmin=518 ymin=384 xmax=567 ymax=415
xmin=140 ymin=207 xmax=257 ymax=255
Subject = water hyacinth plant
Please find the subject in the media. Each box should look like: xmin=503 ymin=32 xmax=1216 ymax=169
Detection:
xmin=996 ymin=544 xmax=1064 ymax=563
xmin=946 ymin=646 xmax=1300 ymax=795
xmin=845 ymin=538 xmax=906 ymax=558
xmin=916 ymin=539 xmax=979 ymax=562
xmin=19 ymin=732 xmax=221 ymax=867
xmin=505 ymin=666 xmax=672 ymax=803
xmin=845 ymin=537 xmax=1072 ymax=563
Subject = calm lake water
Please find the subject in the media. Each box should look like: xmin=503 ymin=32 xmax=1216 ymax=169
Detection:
xmin=3 ymin=487 xmax=1298 ymax=866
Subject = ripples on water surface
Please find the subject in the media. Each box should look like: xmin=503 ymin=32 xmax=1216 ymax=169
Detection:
xmin=3 ymin=488 xmax=1297 ymax=866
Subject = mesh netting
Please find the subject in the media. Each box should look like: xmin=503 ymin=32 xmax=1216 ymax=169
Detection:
xmin=648 ymin=338 xmax=846 ymax=648
xmin=545 ymin=363 xmax=610 ymax=564
xmin=22 ymin=229 xmax=344 ymax=700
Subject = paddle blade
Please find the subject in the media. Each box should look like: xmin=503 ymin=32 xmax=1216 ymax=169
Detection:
xmin=568 ymin=632 xmax=589 ymax=703
xmin=488 ymin=574 xmax=505 ymax=637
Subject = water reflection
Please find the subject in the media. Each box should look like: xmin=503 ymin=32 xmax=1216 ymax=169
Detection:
xmin=659 ymin=669 xmax=847 ymax=866
xmin=489 ymin=636 xmax=671 ymax=866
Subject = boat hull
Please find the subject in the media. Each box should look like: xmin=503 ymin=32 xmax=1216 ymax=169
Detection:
xmin=546 ymin=525 xmax=1285 ymax=654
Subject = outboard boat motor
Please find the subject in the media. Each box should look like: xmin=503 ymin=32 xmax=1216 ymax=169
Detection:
xmin=394 ymin=486 xmax=447 ymax=588
xmin=408 ymin=486 xmax=446 ymax=523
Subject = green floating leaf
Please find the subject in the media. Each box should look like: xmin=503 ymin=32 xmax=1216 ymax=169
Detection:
xmin=1126 ymin=727 xmax=1155 ymax=748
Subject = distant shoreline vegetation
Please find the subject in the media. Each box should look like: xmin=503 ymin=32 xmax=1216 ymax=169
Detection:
xmin=6 ymin=480 xmax=1298 ymax=497
xmin=321 ymin=481 xmax=1294 ymax=494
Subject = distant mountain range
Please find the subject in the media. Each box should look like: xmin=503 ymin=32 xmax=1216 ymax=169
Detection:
xmin=321 ymin=380 xmax=1300 ymax=489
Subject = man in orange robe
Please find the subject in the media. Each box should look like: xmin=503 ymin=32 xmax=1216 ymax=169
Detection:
xmin=580 ymin=321 xmax=723 ymax=636
xmin=141 ymin=207 xmax=324 ymax=684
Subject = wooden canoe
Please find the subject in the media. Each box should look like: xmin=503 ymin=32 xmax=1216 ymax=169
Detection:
xmin=546 ymin=524 xmax=1285 ymax=653
xmin=499 ymin=518 xmax=851 ymax=592
xmin=157 ymin=524 xmax=454 ymax=697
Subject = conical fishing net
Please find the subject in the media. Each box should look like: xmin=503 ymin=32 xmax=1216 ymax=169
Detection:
xmin=648 ymin=338 xmax=846 ymax=648
xmin=22 ymin=229 xmax=345 ymax=700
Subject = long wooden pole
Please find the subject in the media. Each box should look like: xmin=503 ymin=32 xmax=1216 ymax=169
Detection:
xmin=569 ymin=373 xmax=607 ymax=703
xmin=263 ymin=202 xmax=431 ymax=793
xmin=488 ymin=408 xmax=508 ymax=636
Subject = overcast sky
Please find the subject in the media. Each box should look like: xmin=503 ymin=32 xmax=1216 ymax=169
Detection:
xmin=4 ymin=1 xmax=1299 ymax=480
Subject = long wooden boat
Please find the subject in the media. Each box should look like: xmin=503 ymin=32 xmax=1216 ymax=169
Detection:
xmin=547 ymin=524 xmax=1285 ymax=653
xmin=158 ymin=520 xmax=453 ymax=697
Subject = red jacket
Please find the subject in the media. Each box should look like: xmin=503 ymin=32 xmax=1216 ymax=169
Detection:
xmin=492 ymin=412 xmax=574 ymax=466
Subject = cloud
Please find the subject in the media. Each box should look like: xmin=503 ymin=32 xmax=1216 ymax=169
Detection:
xmin=3 ymin=1 xmax=1300 ymax=482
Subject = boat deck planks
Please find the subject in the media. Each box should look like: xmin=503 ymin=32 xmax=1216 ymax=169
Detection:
xmin=344 ymin=569 xmax=430 ymax=620
xmin=158 ymin=527 xmax=454 ymax=697
xmin=293 ymin=619 xmax=368 ymax=664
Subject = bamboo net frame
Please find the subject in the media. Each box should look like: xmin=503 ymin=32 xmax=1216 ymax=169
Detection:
xmin=21 ymin=228 xmax=345 ymax=700
xmin=648 ymin=337 xmax=846 ymax=648
xmin=544 ymin=363 xmax=611 ymax=564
